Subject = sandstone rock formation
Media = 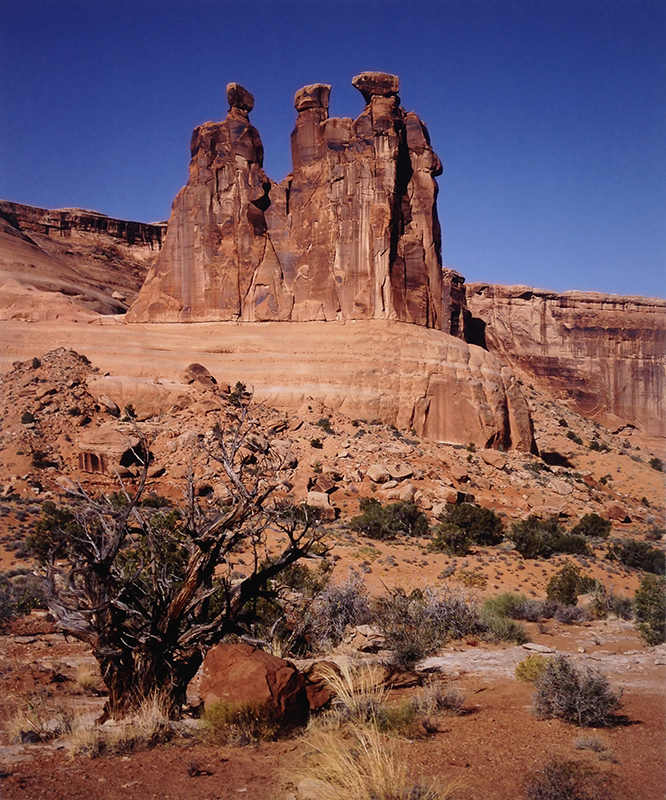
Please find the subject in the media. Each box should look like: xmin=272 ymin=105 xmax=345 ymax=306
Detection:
xmin=466 ymin=284 xmax=666 ymax=437
xmin=127 ymin=75 xmax=451 ymax=330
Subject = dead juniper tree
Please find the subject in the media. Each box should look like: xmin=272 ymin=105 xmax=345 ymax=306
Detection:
xmin=34 ymin=398 xmax=323 ymax=720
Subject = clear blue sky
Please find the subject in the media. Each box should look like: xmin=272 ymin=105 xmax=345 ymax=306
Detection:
xmin=1 ymin=0 xmax=664 ymax=297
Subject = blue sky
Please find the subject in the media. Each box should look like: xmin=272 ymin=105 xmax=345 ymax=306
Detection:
xmin=1 ymin=0 xmax=664 ymax=297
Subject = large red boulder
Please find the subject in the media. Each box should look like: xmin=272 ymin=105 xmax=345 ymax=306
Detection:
xmin=200 ymin=643 xmax=309 ymax=723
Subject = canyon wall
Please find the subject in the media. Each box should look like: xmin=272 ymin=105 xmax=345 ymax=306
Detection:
xmin=466 ymin=283 xmax=666 ymax=437
xmin=0 ymin=201 xmax=164 ymax=316
xmin=127 ymin=75 xmax=452 ymax=330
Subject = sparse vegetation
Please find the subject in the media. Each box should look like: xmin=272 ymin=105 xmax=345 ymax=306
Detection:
xmin=566 ymin=430 xmax=583 ymax=445
xmin=607 ymin=538 xmax=666 ymax=575
xmin=633 ymin=574 xmax=666 ymax=645
xmin=546 ymin=563 xmax=597 ymax=607
xmin=480 ymin=594 xmax=530 ymax=644
xmin=308 ymin=571 xmax=372 ymax=649
xmin=20 ymin=411 xmax=36 ymax=425
xmin=571 ymin=513 xmax=611 ymax=540
xmin=648 ymin=457 xmax=663 ymax=472
xmin=524 ymin=756 xmax=618 ymax=800
xmin=434 ymin=503 xmax=505 ymax=547
xmin=350 ymin=498 xmax=428 ymax=541
xmin=510 ymin=516 xmax=591 ymax=559
xmin=375 ymin=587 xmax=479 ymax=667
xmin=533 ymin=655 xmax=622 ymax=727
xmin=0 ymin=569 xmax=46 ymax=627
xmin=202 ymin=700 xmax=287 ymax=744
xmin=515 ymin=654 xmax=551 ymax=683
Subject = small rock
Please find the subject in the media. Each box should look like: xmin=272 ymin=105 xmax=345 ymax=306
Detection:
xmin=522 ymin=643 xmax=555 ymax=654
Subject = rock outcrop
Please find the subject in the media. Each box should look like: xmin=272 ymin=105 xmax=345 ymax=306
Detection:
xmin=466 ymin=284 xmax=666 ymax=437
xmin=127 ymin=75 xmax=449 ymax=330
xmin=0 ymin=201 xmax=165 ymax=317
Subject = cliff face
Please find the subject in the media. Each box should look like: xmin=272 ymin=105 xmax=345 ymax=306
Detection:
xmin=0 ymin=201 xmax=165 ymax=316
xmin=127 ymin=75 xmax=450 ymax=329
xmin=466 ymin=283 xmax=666 ymax=437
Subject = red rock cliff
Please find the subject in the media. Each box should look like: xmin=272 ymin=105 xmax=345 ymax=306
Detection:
xmin=466 ymin=283 xmax=666 ymax=437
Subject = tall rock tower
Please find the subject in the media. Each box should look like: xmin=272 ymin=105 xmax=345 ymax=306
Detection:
xmin=127 ymin=74 xmax=449 ymax=329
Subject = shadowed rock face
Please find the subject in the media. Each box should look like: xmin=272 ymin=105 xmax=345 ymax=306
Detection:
xmin=127 ymin=75 xmax=446 ymax=329
xmin=466 ymin=284 xmax=666 ymax=437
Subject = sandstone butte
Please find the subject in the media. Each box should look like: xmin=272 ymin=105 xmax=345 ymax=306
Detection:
xmin=1 ymin=74 xmax=664 ymax=443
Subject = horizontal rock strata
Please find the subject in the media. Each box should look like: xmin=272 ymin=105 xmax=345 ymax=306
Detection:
xmin=466 ymin=283 xmax=666 ymax=437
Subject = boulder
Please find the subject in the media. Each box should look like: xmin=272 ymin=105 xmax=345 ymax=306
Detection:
xmin=306 ymin=491 xmax=335 ymax=520
xmin=180 ymin=363 xmax=218 ymax=390
xmin=294 ymin=83 xmax=330 ymax=111
xmin=366 ymin=464 xmax=390 ymax=483
xmin=351 ymin=71 xmax=400 ymax=101
xmin=398 ymin=482 xmax=417 ymax=502
xmin=387 ymin=463 xmax=413 ymax=481
xmin=200 ymin=643 xmax=309 ymax=722
xmin=604 ymin=502 xmax=630 ymax=522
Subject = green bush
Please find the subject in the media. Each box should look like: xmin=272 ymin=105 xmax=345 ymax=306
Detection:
xmin=649 ymin=457 xmax=663 ymax=472
xmin=429 ymin=522 xmax=471 ymax=555
xmin=509 ymin=516 xmax=591 ymax=560
xmin=566 ymin=430 xmax=583 ymax=445
xmin=570 ymin=513 xmax=611 ymax=540
xmin=633 ymin=574 xmax=666 ymax=645
xmin=0 ymin=570 xmax=46 ymax=627
xmin=436 ymin=503 xmax=504 ymax=547
xmin=21 ymin=411 xmax=36 ymax=425
xmin=480 ymin=594 xmax=530 ymax=644
xmin=349 ymin=498 xmax=429 ymax=541
xmin=482 ymin=592 xmax=528 ymax=618
xmin=533 ymin=655 xmax=622 ymax=727
xmin=607 ymin=538 xmax=665 ymax=575
xmin=202 ymin=701 xmax=297 ymax=744
xmin=546 ymin=563 xmax=597 ymax=606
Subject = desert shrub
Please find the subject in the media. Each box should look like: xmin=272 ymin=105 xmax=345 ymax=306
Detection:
xmin=317 ymin=417 xmax=333 ymax=434
xmin=308 ymin=571 xmax=372 ymax=649
xmin=510 ymin=517 xmax=591 ymax=560
xmin=511 ymin=599 xmax=560 ymax=622
xmin=607 ymin=538 xmax=665 ymax=575
xmin=484 ymin=614 xmax=529 ymax=643
xmin=573 ymin=735 xmax=610 ymax=753
xmin=31 ymin=356 xmax=41 ymax=369
xmin=588 ymin=439 xmax=610 ymax=453
xmin=524 ymin=756 xmax=618 ymax=800
xmin=645 ymin=525 xmax=665 ymax=541
xmin=566 ymin=430 xmax=583 ymax=445
xmin=587 ymin=585 xmax=632 ymax=621
xmin=533 ymin=655 xmax=622 ymax=727
xmin=482 ymin=592 xmax=528 ymax=618
xmin=9 ymin=698 xmax=73 ymax=744
xmin=478 ymin=593 xmax=530 ymax=643
xmin=429 ymin=523 xmax=471 ymax=555
xmin=546 ymin=563 xmax=597 ymax=606
xmin=0 ymin=570 xmax=46 ymax=627
xmin=553 ymin=605 xmax=588 ymax=625
xmin=515 ymin=654 xmax=551 ymax=683
xmin=202 ymin=700 xmax=288 ymax=744
xmin=649 ymin=457 xmax=663 ymax=472
xmin=20 ymin=411 xmax=36 ymax=425
xmin=411 ymin=681 xmax=466 ymax=717
xmin=571 ymin=514 xmax=611 ymax=540
xmin=375 ymin=587 xmax=479 ymax=667
xmin=436 ymin=503 xmax=504 ymax=547
xmin=633 ymin=574 xmax=666 ymax=645
xmin=350 ymin=498 xmax=428 ymax=541
xmin=227 ymin=381 xmax=247 ymax=407
xmin=310 ymin=437 xmax=324 ymax=449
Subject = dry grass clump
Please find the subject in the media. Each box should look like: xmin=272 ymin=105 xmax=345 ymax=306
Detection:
xmin=8 ymin=697 xmax=73 ymax=743
xmin=303 ymin=724 xmax=457 ymax=800
xmin=317 ymin=659 xmax=387 ymax=725
xmin=201 ymin=700 xmax=287 ymax=745
xmin=75 ymin=663 xmax=103 ymax=695
xmin=411 ymin=680 xmax=466 ymax=718
xmin=68 ymin=694 xmax=173 ymax=758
